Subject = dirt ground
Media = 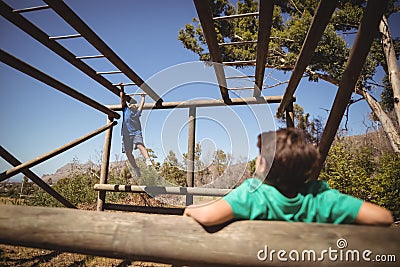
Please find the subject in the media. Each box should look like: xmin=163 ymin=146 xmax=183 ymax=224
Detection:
xmin=0 ymin=244 xmax=172 ymax=267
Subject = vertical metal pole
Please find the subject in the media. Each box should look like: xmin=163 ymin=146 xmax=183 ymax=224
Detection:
xmin=97 ymin=117 xmax=114 ymax=211
xmin=186 ymin=106 xmax=196 ymax=206
xmin=286 ymin=101 xmax=295 ymax=128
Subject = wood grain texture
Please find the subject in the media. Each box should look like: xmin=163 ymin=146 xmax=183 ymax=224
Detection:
xmin=0 ymin=205 xmax=398 ymax=266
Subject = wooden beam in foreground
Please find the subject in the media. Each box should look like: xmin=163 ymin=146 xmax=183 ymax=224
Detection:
xmin=0 ymin=205 xmax=398 ymax=266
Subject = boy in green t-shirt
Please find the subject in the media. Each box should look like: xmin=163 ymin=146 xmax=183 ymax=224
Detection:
xmin=184 ymin=128 xmax=393 ymax=226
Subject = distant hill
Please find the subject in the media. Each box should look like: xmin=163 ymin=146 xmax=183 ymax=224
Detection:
xmin=41 ymin=161 xmax=99 ymax=184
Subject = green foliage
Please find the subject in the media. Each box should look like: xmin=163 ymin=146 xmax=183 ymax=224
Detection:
xmin=319 ymin=142 xmax=372 ymax=200
xmin=29 ymin=172 xmax=98 ymax=208
xmin=160 ymin=150 xmax=187 ymax=186
xmin=249 ymin=157 xmax=257 ymax=175
xmin=320 ymin=141 xmax=400 ymax=219
xmin=213 ymin=149 xmax=228 ymax=175
xmin=178 ymin=0 xmax=399 ymax=95
xmin=372 ymin=153 xmax=400 ymax=218
xmin=277 ymin=103 xmax=324 ymax=144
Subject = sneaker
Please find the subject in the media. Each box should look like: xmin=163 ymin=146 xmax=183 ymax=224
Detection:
xmin=134 ymin=167 xmax=141 ymax=177
xmin=145 ymin=158 xmax=153 ymax=167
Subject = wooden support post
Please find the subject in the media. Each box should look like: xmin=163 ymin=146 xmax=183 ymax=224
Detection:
xmin=186 ymin=106 xmax=196 ymax=205
xmin=286 ymin=101 xmax=294 ymax=128
xmin=0 ymin=205 xmax=399 ymax=266
xmin=97 ymin=117 xmax=114 ymax=211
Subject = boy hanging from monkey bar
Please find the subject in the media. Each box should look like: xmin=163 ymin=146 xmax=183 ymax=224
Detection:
xmin=119 ymin=82 xmax=153 ymax=178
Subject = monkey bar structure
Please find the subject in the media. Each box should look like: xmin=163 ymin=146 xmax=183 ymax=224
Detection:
xmin=0 ymin=0 xmax=396 ymax=265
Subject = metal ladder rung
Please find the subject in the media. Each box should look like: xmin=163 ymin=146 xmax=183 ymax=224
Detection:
xmin=223 ymin=60 xmax=257 ymax=65
xmin=227 ymin=87 xmax=255 ymax=90
xmin=112 ymin=83 xmax=136 ymax=86
xmin=226 ymin=75 xmax=255 ymax=79
xmin=76 ymin=55 xmax=105 ymax=60
xmin=13 ymin=5 xmax=50 ymax=13
xmin=213 ymin=12 xmax=259 ymax=21
xmin=219 ymin=40 xmax=258 ymax=46
xmin=49 ymin=34 xmax=82 ymax=40
xmin=96 ymin=70 xmax=123 ymax=75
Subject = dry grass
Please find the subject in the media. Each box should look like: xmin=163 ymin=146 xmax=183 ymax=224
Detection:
xmin=0 ymin=244 xmax=171 ymax=267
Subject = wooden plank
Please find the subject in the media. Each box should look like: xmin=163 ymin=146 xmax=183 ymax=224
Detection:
xmin=0 ymin=121 xmax=117 ymax=180
xmin=94 ymin=184 xmax=231 ymax=197
xmin=313 ymin=0 xmax=389 ymax=179
xmin=193 ymin=0 xmax=230 ymax=102
xmin=277 ymin=0 xmax=338 ymax=115
xmin=254 ymin=0 xmax=274 ymax=97
xmin=106 ymin=96 xmax=285 ymax=111
xmin=0 ymin=205 xmax=398 ymax=266
xmin=104 ymin=204 xmax=184 ymax=215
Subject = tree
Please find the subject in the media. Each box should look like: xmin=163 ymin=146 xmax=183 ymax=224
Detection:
xmin=213 ymin=149 xmax=227 ymax=175
xmin=277 ymin=103 xmax=324 ymax=144
xmin=160 ymin=150 xmax=186 ymax=186
xmin=320 ymin=139 xmax=400 ymax=219
xmin=183 ymin=142 xmax=204 ymax=172
xmin=178 ymin=0 xmax=400 ymax=151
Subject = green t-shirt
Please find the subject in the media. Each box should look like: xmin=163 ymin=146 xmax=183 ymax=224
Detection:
xmin=223 ymin=178 xmax=363 ymax=224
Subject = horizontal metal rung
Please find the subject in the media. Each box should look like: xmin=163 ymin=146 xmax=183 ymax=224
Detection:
xmin=227 ymin=87 xmax=255 ymax=90
xmin=213 ymin=12 xmax=259 ymax=21
xmin=219 ymin=40 xmax=257 ymax=46
xmin=76 ymin=55 xmax=105 ymax=60
xmin=112 ymin=83 xmax=136 ymax=86
xmin=126 ymin=93 xmax=147 ymax=96
xmin=49 ymin=34 xmax=82 ymax=40
xmin=223 ymin=60 xmax=256 ymax=65
xmin=13 ymin=5 xmax=50 ymax=13
xmin=96 ymin=70 xmax=123 ymax=75
xmin=226 ymin=75 xmax=255 ymax=79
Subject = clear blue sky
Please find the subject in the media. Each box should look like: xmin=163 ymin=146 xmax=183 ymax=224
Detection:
xmin=1 ymin=0 xmax=399 ymax=181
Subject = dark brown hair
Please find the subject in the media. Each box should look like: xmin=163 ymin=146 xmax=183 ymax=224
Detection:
xmin=258 ymin=128 xmax=320 ymax=194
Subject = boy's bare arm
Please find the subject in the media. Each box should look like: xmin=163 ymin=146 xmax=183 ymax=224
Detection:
xmin=184 ymin=199 xmax=234 ymax=226
xmin=138 ymin=93 xmax=146 ymax=112
xmin=354 ymin=202 xmax=393 ymax=226
xmin=119 ymin=82 xmax=126 ymax=108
